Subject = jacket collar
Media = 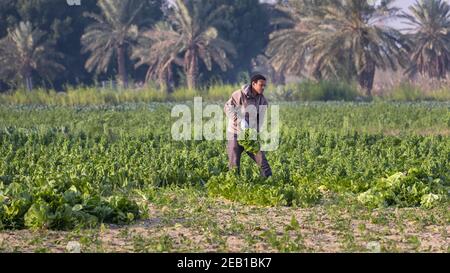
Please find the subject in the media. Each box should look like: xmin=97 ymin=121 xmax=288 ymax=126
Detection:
xmin=242 ymin=84 xmax=257 ymax=99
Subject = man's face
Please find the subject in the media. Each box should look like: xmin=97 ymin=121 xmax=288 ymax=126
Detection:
xmin=252 ymin=80 xmax=266 ymax=95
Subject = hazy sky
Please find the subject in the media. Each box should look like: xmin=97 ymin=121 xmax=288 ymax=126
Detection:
xmin=387 ymin=0 xmax=450 ymax=29
xmin=394 ymin=0 xmax=417 ymax=9
xmin=387 ymin=0 xmax=418 ymax=29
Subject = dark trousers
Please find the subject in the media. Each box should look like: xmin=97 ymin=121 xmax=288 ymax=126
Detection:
xmin=227 ymin=133 xmax=272 ymax=177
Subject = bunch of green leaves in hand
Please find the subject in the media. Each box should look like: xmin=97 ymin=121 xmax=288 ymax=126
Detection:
xmin=238 ymin=128 xmax=260 ymax=154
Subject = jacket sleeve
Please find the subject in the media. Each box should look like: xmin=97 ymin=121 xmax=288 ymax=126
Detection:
xmin=224 ymin=91 xmax=240 ymax=123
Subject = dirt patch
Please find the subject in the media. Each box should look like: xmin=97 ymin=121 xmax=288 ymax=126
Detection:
xmin=0 ymin=199 xmax=448 ymax=253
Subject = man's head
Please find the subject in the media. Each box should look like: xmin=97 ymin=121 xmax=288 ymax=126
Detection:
xmin=251 ymin=74 xmax=266 ymax=95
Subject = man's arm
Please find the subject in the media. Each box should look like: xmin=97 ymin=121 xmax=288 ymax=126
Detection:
xmin=224 ymin=91 xmax=240 ymax=124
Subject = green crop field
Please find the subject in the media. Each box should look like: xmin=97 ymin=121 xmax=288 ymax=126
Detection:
xmin=0 ymin=101 xmax=449 ymax=252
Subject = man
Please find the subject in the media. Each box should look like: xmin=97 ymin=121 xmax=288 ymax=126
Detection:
xmin=224 ymin=73 xmax=273 ymax=177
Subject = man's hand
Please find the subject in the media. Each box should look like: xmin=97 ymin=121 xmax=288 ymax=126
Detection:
xmin=240 ymin=119 xmax=249 ymax=130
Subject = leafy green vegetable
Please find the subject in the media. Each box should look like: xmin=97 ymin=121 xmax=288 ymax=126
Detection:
xmin=238 ymin=128 xmax=260 ymax=154
xmin=0 ymin=102 xmax=449 ymax=230
xmin=357 ymin=168 xmax=447 ymax=209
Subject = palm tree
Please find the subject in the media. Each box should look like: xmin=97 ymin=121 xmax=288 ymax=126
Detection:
xmin=133 ymin=0 xmax=236 ymax=90
xmin=132 ymin=22 xmax=182 ymax=92
xmin=81 ymin=0 xmax=143 ymax=88
xmin=400 ymin=0 xmax=450 ymax=79
xmin=265 ymin=1 xmax=311 ymax=78
xmin=267 ymin=0 xmax=410 ymax=96
xmin=0 ymin=21 xmax=64 ymax=91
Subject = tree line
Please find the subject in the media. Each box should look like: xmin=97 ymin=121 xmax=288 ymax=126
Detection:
xmin=0 ymin=0 xmax=450 ymax=96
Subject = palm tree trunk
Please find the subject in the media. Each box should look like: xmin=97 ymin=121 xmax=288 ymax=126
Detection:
xmin=26 ymin=77 xmax=33 ymax=92
xmin=166 ymin=68 xmax=174 ymax=93
xmin=185 ymin=50 xmax=198 ymax=90
xmin=158 ymin=70 xmax=173 ymax=93
xmin=358 ymin=63 xmax=375 ymax=97
xmin=23 ymin=69 xmax=33 ymax=92
xmin=117 ymin=45 xmax=128 ymax=89
xmin=274 ymin=71 xmax=285 ymax=85
xmin=186 ymin=71 xmax=196 ymax=90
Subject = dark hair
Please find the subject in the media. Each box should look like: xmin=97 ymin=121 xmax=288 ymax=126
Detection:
xmin=251 ymin=73 xmax=266 ymax=84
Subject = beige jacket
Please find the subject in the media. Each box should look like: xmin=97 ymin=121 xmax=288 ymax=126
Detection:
xmin=224 ymin=84 xmax=269 ymax=135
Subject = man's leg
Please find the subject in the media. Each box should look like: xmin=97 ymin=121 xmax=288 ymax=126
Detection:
xmin=227 ymin=134 xmax=244 ymax=174
xmin=247 ymin=151 xmax=273 ymax=177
